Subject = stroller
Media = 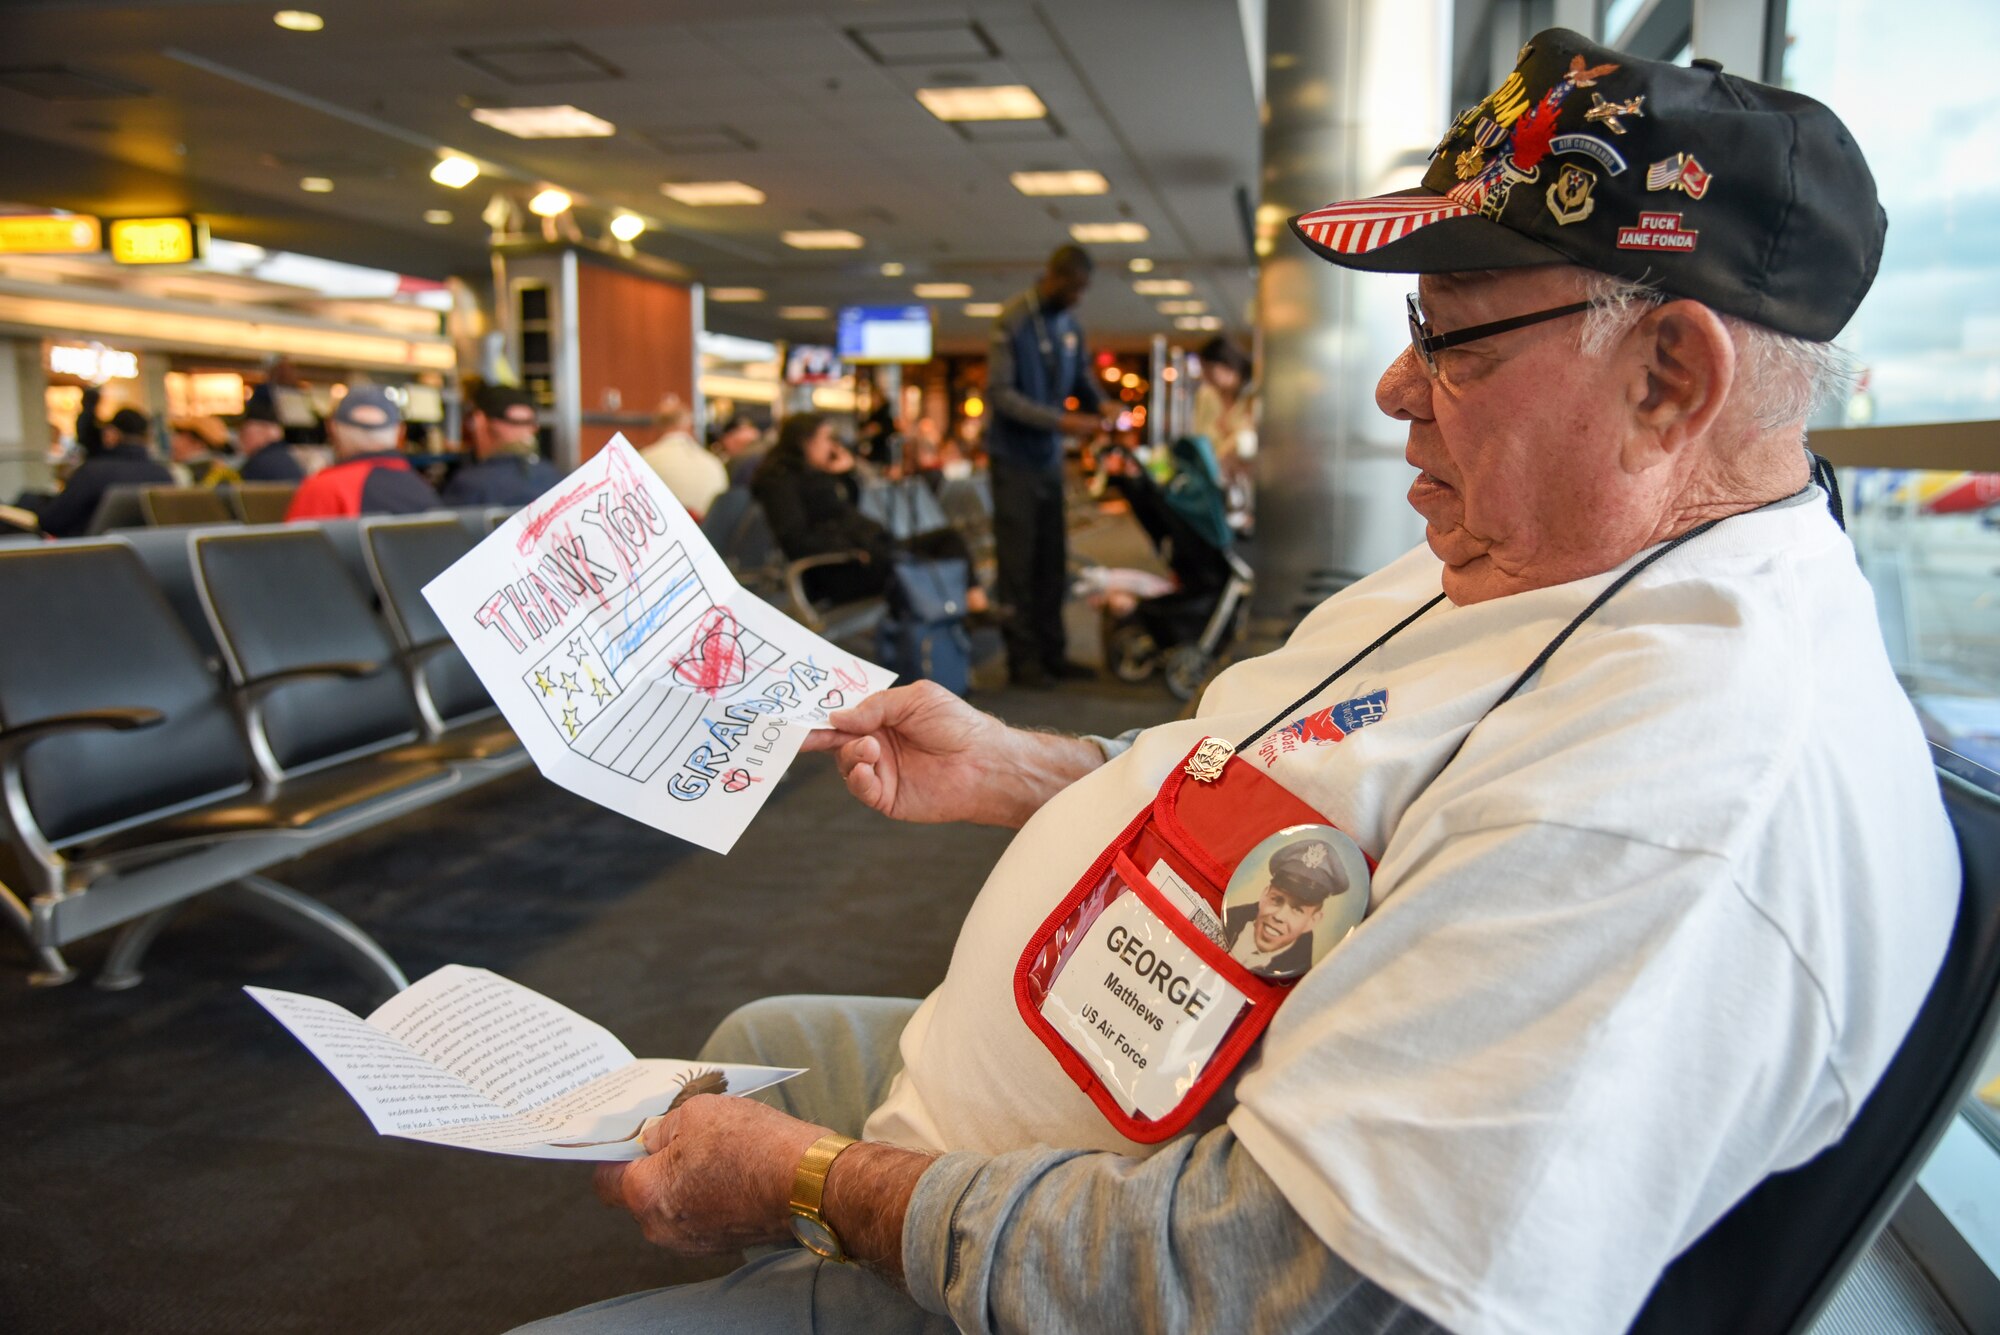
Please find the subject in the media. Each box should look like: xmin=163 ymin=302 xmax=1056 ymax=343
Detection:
xmin=1097 ymin=436 xmax=1255 ymax=700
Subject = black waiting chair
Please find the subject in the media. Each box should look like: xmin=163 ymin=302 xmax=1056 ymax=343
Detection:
xmin=1628 ymin=752 xmax=2000 ymax=1333
xmin=0 ymin=542 xmax=455 ymax=996
xmin=360 ymin=516 xmax=521 ymax=761
xmin=228 ymin=482 xmax=296 ymax=524
xmin=84 ymin=483 xmax=148 ymax=535
xmin=115 ymin=525 xmax=229 ymax=667
xmin=141 ymin=485 xmax=233 ymax=527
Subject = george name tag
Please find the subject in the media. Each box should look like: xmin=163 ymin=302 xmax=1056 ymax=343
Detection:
xmin=1038 ymin=892 xmax=1248 ymax=1119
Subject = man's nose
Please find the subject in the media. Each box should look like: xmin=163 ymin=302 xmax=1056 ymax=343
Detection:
xmin=1375 ymin=346 xmax=1434 ymax=422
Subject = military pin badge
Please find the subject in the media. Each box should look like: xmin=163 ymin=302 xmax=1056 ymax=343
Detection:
xmin=1584 ymin=92 xmax=1646 ymax=135
xmin=1546 ymin=164 xmax=1597 ymax=225
xmin=1184 ymin=736 xmax=1236 ymax=784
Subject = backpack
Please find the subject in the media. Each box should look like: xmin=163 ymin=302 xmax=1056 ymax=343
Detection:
xmin=876 ymin=556 xmax=973 ymax=696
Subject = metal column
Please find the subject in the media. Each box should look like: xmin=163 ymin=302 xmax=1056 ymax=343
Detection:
xmin=1252 ymin=0 xmax=1450 ymax=619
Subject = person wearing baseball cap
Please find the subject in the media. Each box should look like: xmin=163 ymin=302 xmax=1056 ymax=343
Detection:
xmin=285 ymin=384 xmax=440 ymax=521
xmin=442 ymin=384 xmax=561 ymax=507
xmin=1223 ymin=838 xmax=1351 ymax=979
xmin=526 ymin=33 xmax=1956 ymax=1335
xmin=236 ymin=384 xmax=306 ymax=483
xmin=32 ymin=404 xmax=173 ymax=537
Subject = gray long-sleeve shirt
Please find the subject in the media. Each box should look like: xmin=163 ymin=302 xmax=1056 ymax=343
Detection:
xmin=902 ymin=1129 xmax=1447 ymax=1334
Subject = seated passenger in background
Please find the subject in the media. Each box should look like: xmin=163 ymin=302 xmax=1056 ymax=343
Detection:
xmin=712 ymin=413 xmax=765 ymax=489
xmin=524 ymin=32 xmax=1958 ymax=1335
xmin=639 ymin=394 xmax=727 ymax=519
xmin=169 ymin=416 xmax=240 ymax=487
xmin=285 ymin=385 xmax=439 ymax=521
xmin=235 ymin=386 xmax=306 ymax=483
xmin=441 ymin=386 xmax=559 ymax=508
xmin=36 ymin=406 xmax=172 ymax=538
xmin=752 ymin=411 xmax=987 ymax=612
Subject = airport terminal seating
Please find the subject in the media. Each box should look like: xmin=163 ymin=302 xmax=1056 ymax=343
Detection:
xmin=1629 ymin=752 xmax=2000 ymax=1334
xmin=704 ymin=486 xmax=887 ymax=648
xmin=84 ymin=482 xmax=149 ymax=535
xmin=141 ymin=485 xmax=234 ymax=527
xmin=228 ymin=482 xmax=297 ymax=524
xmin=0 ymin=519 xmax=532 ymax=1000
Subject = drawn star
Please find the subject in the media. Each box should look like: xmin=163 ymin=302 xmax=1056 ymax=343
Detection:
xmin=532 ymin=669 xmax=555 ymax=697
xmin=560 ymin=706 xmax=581 ymax=738
xmin=589 ymin=671 xmax=612 ymax=703
xmin=558 ymin=671 xmax=581 ymax=697
xmin=566 ymin=635 xmax=589 ymax=665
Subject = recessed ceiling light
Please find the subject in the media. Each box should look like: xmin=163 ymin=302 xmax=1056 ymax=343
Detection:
xmin=1010 ymin=170 xmax=1108 ymax=196
xmin=779 ymin=305 xmax=830 ymax=320
xmin=1132 ymin=278 xmax=1192 ymax=296
xmin=527 ymin=187 xmax=572 ymax=216
xmin=430 ymin=155 xmax=479 ymax=189
xmin=1070 ymin=222 xmax=1149 ymax=244
xmin=471 ymin=105 xmax=615 ymax=139
xmin=1174 ymin=314 xmax=1222 ymax=331
xmin=879 ymin=261 xmax=904 ymax=277
xmin=609 ymin=212 xmax=646 ymax=242
xmin=299 ymin=176 xmax=333 ymax=192
xmin=914 ymin=85 xmax=1046 ymax=122
xmin=781 ymin=230 xmax=864 ymax=250
xmin=914 ymin=282 xmax=972 ymax=299
xmin=273 ymin=10 xmax=323 ymax=32
xmin=708 ymin=287 xmax=765 ymax=302
xmin=1157 ymin=300 xmax=1206 ymax=315
xmin=424 ymin=209 xmax=454 ymax=225
xmin=963 ymin=302 xmax=1003 ymax=317
xmin=1128 ymin=257 xmax=1154 ymax=273
xmin=660 ymin=180 xmax=765 ymax=206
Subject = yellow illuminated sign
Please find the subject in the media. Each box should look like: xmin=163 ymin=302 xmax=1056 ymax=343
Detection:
xmin=0 ymin=214 xmax=102 ymax=255
xmin=107 ymin=216 xmax=205 ymax=265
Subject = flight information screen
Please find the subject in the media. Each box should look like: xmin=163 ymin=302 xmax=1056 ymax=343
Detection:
xmin=837 ymin=304 xmax=932 ymax=364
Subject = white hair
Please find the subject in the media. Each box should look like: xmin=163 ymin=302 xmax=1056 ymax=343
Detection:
xmin=1575 ymin=273 xmax=1855 ymax=432
xmin=329 ymin=419 xmax=400 ymax=455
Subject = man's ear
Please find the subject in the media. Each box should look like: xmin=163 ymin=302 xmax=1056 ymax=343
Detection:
xmin=1625 ymin=300 xmax=1736 ymax=468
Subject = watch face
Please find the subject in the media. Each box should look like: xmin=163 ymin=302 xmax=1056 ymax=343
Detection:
xmin=789 ymin=1212 xmax=843 ymax=1261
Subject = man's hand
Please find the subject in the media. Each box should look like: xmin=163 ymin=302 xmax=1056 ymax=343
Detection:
xmin=1059 ymin=411 xmax=1107 ymax=437
xmin=593 ymin=1095 xmax=824 ymax=1256
xmin=802 ymin=682 xmax=1106 ymax=828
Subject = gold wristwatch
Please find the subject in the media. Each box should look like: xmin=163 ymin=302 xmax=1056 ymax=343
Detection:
xmin=787 ymin=1132 xmax=859 ymax=1261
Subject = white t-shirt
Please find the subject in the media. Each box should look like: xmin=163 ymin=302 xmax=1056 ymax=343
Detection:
xmin=638 ymin=430 xmax=728 ymax=518
xmin=865 ymin=492 xmax=1958 ymax=1335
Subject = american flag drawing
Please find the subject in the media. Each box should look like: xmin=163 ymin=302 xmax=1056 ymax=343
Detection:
xmin=1294 ymin=197 xmax=1473 ymax=255
xmin=1645 ymin=153 xmax=1712 ymax=200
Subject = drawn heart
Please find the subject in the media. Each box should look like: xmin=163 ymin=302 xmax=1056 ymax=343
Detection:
xmin=671 ymin=628 xmax=746 ymax=695
xmin=721 ymin=769 xmax=752 ymax=793
xmin=818 ymin=689 xmax=844 ymax=710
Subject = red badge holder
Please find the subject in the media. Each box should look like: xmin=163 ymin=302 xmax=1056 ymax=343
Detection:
xmin=1015 ymin=739 xmax=1370 ymax=1143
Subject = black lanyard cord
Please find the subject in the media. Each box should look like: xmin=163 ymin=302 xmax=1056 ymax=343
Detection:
xmin=1233 ymin=513 xmax=1727 ymax=764
xmin=1234 ymin=592 xmax=1448 ymax=755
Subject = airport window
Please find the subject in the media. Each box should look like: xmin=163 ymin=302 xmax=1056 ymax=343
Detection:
xmin=1785 ymin=0 xmax=2000 ymax=1300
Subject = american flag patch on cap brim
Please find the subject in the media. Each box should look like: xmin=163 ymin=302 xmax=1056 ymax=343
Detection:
xmin=1293 ymin=193 xmax=1473 ymax=255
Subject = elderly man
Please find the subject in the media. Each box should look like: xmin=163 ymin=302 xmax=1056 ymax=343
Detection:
xmin=442 ymin=385 xmax=560 ymax=507
xmin=522 ymin=32 xmax=1957 ymax=1335
xmin=236 ymin=385 xmax=305 ymax=483
xmin=285 ymin=385 xmax=439 ymax=520
xmin=639 ymin=394 xmax=728 ymax=519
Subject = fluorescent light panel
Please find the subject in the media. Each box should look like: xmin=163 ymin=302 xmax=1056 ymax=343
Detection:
xmin=914 ymin=282 xmax=972 ymax=299
xmin=781 ymin=230 xmax=864 ymax=249
xmin=779 ymin=306 xmax=830 ymax=319
xmin=708 ymin=287 xmax=765 ymax=302
xmin=1132 ymin=279 xmax=1191 ymax=296
xmin=1156 ymin=300 xmax=1205 ymax=315
xmin=609 ymin=213 xmax=645 ymax=242
xmin=915 ymin=85 xmax=1046 ymax=122
xmin=660 ymin=180 xmax=765 ymax=206
xmin=1010 ymin=170 xmax=1108 ymax=196
xmin=431 ymin=156 xmax=480 ymax=188
xmin=1070 ymin=222 xmax=1148 ymax=243
xmin=527 ymin=187 xmax=572 ymax=216
xmin=963 ymin=302 xmax=1003 ymax=317
xmin=470 ymin=104 xmax=615 ymax=139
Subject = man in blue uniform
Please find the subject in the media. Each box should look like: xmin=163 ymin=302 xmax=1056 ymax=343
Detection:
xmin=286 ymin=386 xmax=439 ymax=520
xmin=442 ymin=386 xmax=560 ymax=507
xmin=985 ymin=244 xmax=1115 ymax=688
xmin=37 ymin=407 xmax=173 ymax=537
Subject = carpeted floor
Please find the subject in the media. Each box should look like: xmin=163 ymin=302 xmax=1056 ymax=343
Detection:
xmin=0 ymin=676 xmax=1180 ymax=1334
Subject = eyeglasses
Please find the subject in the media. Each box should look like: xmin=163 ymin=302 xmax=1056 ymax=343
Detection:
xmin=1405 ymin=292 xmax=1592 ymax=378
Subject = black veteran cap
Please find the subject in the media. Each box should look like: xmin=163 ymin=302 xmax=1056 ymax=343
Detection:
xmin=1269 ymin=839 xmax=1348 ymax=906
xmin=1288 ymin=28 xmax=1884 ymax=342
